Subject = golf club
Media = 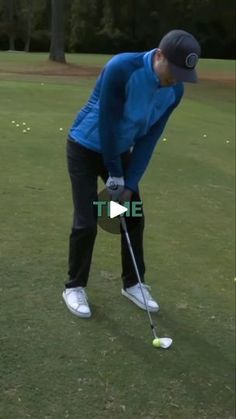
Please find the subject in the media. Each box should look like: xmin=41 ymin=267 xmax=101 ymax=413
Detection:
xmin=120 ymin=215 xmax=173 ymax=349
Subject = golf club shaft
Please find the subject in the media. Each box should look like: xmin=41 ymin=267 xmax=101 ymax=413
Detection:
xmin=120 ymin=216 xmax=157 ymax=339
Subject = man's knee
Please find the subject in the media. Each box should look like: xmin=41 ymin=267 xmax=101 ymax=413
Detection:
xmin=72 ymin=210 xmax=97 ymax=230
xmin=71 ymin=224 xmax=97 ymax=237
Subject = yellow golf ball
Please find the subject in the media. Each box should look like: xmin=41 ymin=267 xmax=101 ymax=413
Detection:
xmin=152 ymin=338 xmax=161 ymax=348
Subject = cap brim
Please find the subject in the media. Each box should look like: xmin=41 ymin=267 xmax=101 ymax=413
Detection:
xmin=169 ymin=62 xmax=198 ymax=83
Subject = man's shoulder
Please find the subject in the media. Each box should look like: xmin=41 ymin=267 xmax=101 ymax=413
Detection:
xmin=104 ymin=52 xmax=145 ymax=77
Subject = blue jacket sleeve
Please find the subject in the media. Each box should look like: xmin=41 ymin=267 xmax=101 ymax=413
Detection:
xmin=99 ymin=58 xmax=127 ymax=177
xmin=125 ymin=87 xmax=184 ymax=191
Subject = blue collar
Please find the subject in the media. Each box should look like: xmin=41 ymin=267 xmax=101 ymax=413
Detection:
xmin=143 ymin=49 xmax=161 ymax=85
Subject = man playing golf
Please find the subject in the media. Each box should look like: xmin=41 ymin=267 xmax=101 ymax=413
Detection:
xmin=63 ymin=29 xmax=201 ymax=318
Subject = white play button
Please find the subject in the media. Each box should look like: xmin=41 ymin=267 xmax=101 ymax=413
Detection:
xmin=109 ymin=201 xmax=128 ymax=219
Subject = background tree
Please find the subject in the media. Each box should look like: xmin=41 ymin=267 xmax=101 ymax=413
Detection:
xmin=0 ymin=0 xmax=235 ymax=58
xmin=49 ymin=0 xmax=66 ymax=63
xmin=0 ymin=0 xmax=17 ymax=50
xmin=69 ymin=0 xmax=102 ymax=52
xmin=23 ymin=0 xmax=33 ymax=52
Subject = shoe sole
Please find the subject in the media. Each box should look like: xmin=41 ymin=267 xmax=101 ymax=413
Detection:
xmin=121 ymin=289 xmax=159 ymax=312
xmin=62 ymin=292 xmax=91 ymax=318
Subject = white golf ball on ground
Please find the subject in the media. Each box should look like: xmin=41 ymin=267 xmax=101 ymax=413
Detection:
xmin=23 ymin=129 xmax=27 ymax=133
xmin=203 ymin=134 xmax=207 ymax=138
xmin=59 ymin=128 xmax=63 ymax=131
xmin=16 ymin=124 xmax=20 ymax=127
xmin=27 ymin=127 xmax=31 ymax=131
xmin=162 ymin=138 xmax=167 ymax=142
xmin=226 ymin=140 xmax=230 ymax=144
xmin=11 ymin=120 xmax=16 ymax=124
xmin=22 ymin=122 xmax=26 ymax=126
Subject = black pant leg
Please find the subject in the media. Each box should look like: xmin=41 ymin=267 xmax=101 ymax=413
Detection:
xmin=120 ymin=151 xmax=146 ymax=288
xmin=65 ymin=140 xmax=99 ymax=288
xmin=121 ymin=190 xmax=146 ymax=289
xmin=66 ymin=226 xmax=97 ymax=288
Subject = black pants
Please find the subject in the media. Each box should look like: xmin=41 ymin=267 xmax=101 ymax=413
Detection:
xmin=65 ymin=139 xmax=145 ymax=289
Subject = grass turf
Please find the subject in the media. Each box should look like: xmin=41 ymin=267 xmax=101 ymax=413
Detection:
xmin=0 ymin=52 xmax=235 ymax=419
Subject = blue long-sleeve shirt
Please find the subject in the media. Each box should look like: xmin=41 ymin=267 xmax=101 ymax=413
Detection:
xmin=69 ymin=49 xmax=184 ymax=191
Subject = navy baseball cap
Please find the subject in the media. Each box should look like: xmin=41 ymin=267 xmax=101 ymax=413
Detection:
xmin=159 ymin=29 xmax=201 ymax=83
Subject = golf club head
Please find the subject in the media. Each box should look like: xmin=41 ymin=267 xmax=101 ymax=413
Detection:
xmin=158 ymin=337 xmax=173 ymax=349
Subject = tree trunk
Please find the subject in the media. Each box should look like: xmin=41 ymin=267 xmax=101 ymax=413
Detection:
xmin=8 ymin=0 xmax=15 ymax=50
xmin=49 ymin=0 xmax=66 ymax=63
xmin=24 ymin=0 xmax=33 ymax=52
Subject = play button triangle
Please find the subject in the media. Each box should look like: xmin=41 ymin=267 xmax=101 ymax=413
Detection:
xmin=109 ymin=201 xmax=128 ymax=219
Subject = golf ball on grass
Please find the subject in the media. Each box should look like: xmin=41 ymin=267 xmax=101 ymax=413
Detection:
xmin=152 ymin=338 xmax=161 ymax=348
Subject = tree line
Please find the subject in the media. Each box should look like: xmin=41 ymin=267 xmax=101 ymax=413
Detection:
xmin=0 ymin=0 xmax=235 ymax=59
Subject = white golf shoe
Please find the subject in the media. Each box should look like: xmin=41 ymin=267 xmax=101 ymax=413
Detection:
xmin=62 ymin=287 xmax=91 ymax=318
xmin=122 ymin=283 xmax=159 ymax=312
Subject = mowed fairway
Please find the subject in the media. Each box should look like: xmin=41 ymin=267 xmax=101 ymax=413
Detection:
xmin=0 ymin=52 xmax=235 ymax=419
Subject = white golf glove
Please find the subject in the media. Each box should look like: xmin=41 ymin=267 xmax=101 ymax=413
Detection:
xmin=106 ymin=176 xmax=124 ymax=201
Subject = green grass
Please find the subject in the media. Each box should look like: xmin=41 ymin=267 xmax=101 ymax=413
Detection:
xmin=0 ymin=54 xmax=235 ymax=419
xmin=0 ymin=51 xmax=112 ymax=65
